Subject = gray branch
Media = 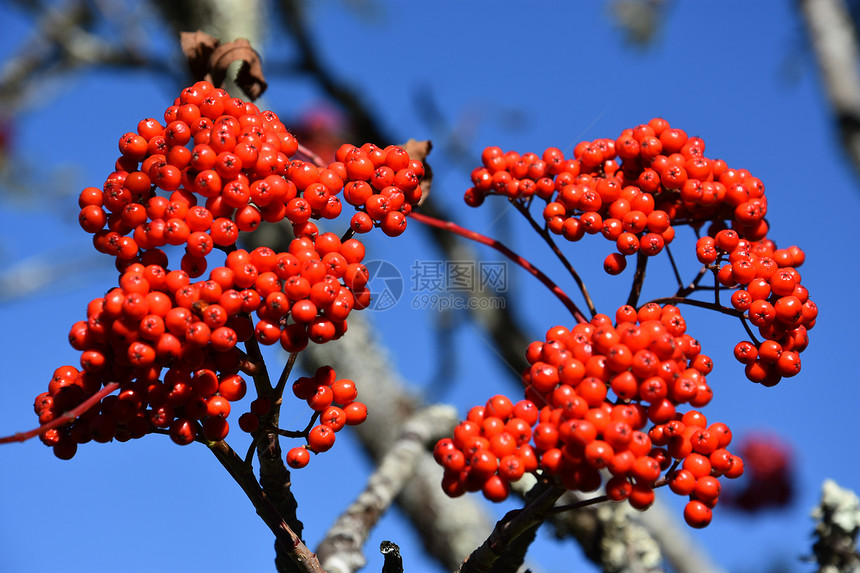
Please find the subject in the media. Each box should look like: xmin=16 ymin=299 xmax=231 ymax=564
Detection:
xmin=800 ymin=0 xmax=860 ymax=177
xmin=301 ymin=314 xmax=495 ymax=571
xmin=637 ymin=500 xmax=726 ymax=573
xmin=539 ymin=484 xmax=666 ymax=573
xmin=0 ymin=1 xmax=163 ymax=114
xmin=316 ymin=405 xmax=459 ymax=573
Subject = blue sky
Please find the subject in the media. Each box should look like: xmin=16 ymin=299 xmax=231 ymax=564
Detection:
xmin=1 ymin=2 xmax=858 ymax=572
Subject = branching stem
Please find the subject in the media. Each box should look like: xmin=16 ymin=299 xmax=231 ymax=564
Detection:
xmin=208 ymin=440 xmax=323 ymax=573
xmin=512 ymin=201 xmax=597 ymax=317
xmin=459 ymin=482 xmax=566 ymax=573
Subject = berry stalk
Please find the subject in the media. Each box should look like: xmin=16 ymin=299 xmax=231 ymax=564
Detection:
xmin=512 ymin=200 xmax=597 ymax=317
xmin=0 ymin=382 xmax=120 ymax=444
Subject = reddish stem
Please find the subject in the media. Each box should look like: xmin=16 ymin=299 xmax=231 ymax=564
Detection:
xmin=409 ymin=211 xmax=587 ymax=323
xmin=0 ymin=382 xmax=120 ymax=444
xmin=296 ymin=143 xmax=326 ymax=168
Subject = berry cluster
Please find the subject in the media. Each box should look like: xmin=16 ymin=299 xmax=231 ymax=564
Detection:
xmin=33 ymin=242 xmax=367 ymax=459
xmin=436 ymin=304 xmax=744 ymax=528
xmin=36 ymin=81 xmax=426 ymax=460
xmin=434 ymin=395 xmax=540 ymax=502
xmin=696 ymin=232 xmax=816 ymax=386
xmin=466 ymin=118 xmax=771 ymax=276
xmin=282 ymin=366 xmax=368 ymax=469
xmin=464 ymin=119 xmax=816 ymax=387
xmin=335 ymin=143 xmax=424 ymax=236
xmin=79 ymin=80 xmax=422 ymax=274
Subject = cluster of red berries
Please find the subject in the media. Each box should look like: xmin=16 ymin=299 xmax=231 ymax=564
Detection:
xmin=277 ymin=366 xmax=368 ymax=469
xmin=36 ymin=81 xmax=426 ymax=459
xmin=335 ymin=143 xmax=424 ymax=236
xmin=723 ymin=433 xmax=794 ymax=512
xmin=34 ymin=232 xmax=375 ymax=458
xmin=465 ymin=119 xmax=816 ymax=388
xmin=465 ymin=118 xmax=772 ymax=276
xmin=35 ymin=261 xmax=258 ymax=457
xmin=695 ymin=231 xmax=816 ymax=386
xmin=434 ymin=394 xmax=540 ymax=502
xmin=77 ymin=79 xmax=422 ymax=275
xmin=436 ymin=304 xmax=744 ymax=528
xmin=35 ymin=356 xmax=248 ymax=460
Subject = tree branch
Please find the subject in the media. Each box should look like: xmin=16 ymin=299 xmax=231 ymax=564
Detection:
xmin=0 ymin=382 xmax=119 ymax=444
xmin=299 ymin=314 xmax=495 ymax=571
xmin=207 ymin=440 xmax=323 ymax=573
xmin=316 ymin=405 xmax=459 ymax=573
xmin=458 ymin=482 xmax=565 ymax=573
xmin=799 ymin=0 xmax=860 ymax=177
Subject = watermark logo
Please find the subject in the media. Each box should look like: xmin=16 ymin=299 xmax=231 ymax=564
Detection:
xmin=360 ymin=259 xmax=509 ymax=311
xmin=409 ymin=260 xmax=507 ymax=311
xmin=363 ymin=260 xmax=404 ymax=311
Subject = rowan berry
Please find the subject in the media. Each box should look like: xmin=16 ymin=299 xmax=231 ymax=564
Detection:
xmin=343 ymin=401 xmax=368 ymax=425
xmin=308 ymin=424 xmax=336 ymax=453
xmin=684 ymin=500 xmax=713 ymax=528
xmin=603 ymin=253 xmax=627 ymax=275
xmin=286 ymin=447 xmax=311 ymax=469
xmin=218 ymin=375 xmax=246 ymax=401
xmin=169 ymin=418 xmax=196 ymax=445
xmin=627 ymin=482 xmax=655 ymax=510
xmin=320 ymin=406 xmax=347 ymax=432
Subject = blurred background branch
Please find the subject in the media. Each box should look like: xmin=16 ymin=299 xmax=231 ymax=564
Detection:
xmin=799 ymin=0 xmax=860 ymax=179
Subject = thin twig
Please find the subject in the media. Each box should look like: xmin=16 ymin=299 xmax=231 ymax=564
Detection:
xmin=646 ymin=296 xmax=760 ymax=344
xmin=296 ymin=143 xmax=326 ymax=167
xmin=547 ymin=494 xmax=611 ymax=516
xmin=409 ymin=210 xmax=587 ymax=322
xmin=0 ymin=382 xmax=119 ymax=444
xmin=512 ymin=201 xmax=597 ymax=317
xmin=665 ymin=244 xmax=685 ymax=289
xmin=274 ymin=352 xmax=299 ymax=400
xmin=243 ymin=318 xmax=274 ymax=398
xmin=646 ymin=296 xmax=741 ymax=317
xmin=627 ymin=251 xmax=649 ymax=308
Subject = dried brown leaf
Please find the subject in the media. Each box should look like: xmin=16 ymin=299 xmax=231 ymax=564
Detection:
xmin=179 ymin=31 xmax=267 ymax=101
xmin=210 ymin=38 xmax=267 ymax=100
xmin=180 ymin=30 xmax=220 ymax=82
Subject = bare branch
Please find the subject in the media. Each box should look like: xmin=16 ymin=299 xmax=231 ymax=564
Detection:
xmin=300 ymin=314 xmax=495 ymax=571
xmin=0 ymin=1 xmax=165 ymax=114
xmin=458 ymin=482 xmax=565 ymax=573
xmin=208 ymin=440 xmax=323 ymax=573
xmin=528 ymin=483 xmax=665 ymax=573
xmin=317 ymin=405 xmax=459 ymax=573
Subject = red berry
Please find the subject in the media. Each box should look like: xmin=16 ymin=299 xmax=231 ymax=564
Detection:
xmin=286 ymin=447 xmax=310 ymax=469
